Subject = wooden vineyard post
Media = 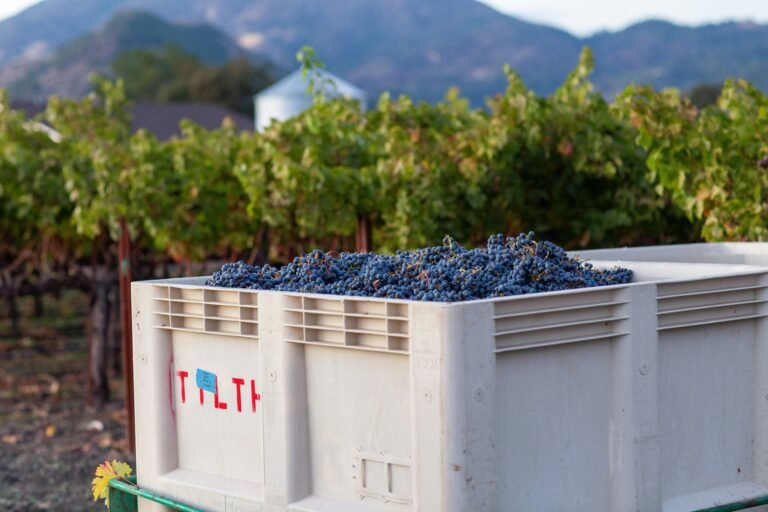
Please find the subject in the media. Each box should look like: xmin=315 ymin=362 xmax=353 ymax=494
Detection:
xmin=356 ymin=214 xmax=373 ymax=253
xmin=118 ymin=217 xmax=136 ymax=453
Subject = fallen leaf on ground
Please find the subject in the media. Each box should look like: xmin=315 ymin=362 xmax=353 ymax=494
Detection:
xmin=45 ymin=425 xmax=56 ymax=437
xmin=31 ymin=405 xmax=50 ymax=418
xmin=112 ymin=438 xmax=130 ymax=452
xmin=19 ymin=383 xmax=41 ymax=395
xmin=2 ymin=434 xmax=19 ymax=444
xmin=39 ymin=374 xmax=60 ymax=394
xmin=83 ymin=419 xmax=104 ymax=432
xmin=97 ymin=433 xmax=112 ymax=448
xmin=0 ymin=374 xmax=14 ymax=390
xmin=111 ymin=409 xmax=126 ymax=424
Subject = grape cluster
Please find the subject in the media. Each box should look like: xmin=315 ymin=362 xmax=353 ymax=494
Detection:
xmin=205 ymin=233 xmax=632 ymax=302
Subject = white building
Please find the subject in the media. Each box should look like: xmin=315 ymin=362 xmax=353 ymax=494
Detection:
xmin=254 ymin=68 xmax=366 ymax=131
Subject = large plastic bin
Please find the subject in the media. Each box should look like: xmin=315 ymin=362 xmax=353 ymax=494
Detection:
xmin=131 ymin=260 xmax=768 ymax=512
xmin=574 ymin=242 xmax=768 ymax=268
xmin=574 ymin=243 xmax=768 ymax=512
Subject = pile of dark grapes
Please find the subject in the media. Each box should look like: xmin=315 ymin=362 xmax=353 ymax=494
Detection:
xmin=205 ymin=233 xmax=632 ymax=302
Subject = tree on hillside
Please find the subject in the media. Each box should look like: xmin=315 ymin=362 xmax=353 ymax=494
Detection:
xmin=686 ymin=83 xmax=721 ymax=109
xmin=112 ymin=45 xmax=275 ymax=115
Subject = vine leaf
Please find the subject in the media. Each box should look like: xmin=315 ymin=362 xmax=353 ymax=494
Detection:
xmin=91 ymin=460 xmax=133 ymax=508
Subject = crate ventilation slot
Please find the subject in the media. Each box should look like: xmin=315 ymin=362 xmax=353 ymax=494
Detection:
xmin=150 ymin=286 xmax=258 ymax=338
xmin=283 ymin=296 xmax=409 ymax=353
xmin=354 ymin=450 xmax=412 ymax=504
xmin=493 ymin=288 xmax=629 ymax=352
xmin=657 ymin=276 xmax=768 ymax=330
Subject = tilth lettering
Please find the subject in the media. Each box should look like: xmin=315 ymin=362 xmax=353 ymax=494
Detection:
xmin=176 ymin=370 xmax=261 ymax=413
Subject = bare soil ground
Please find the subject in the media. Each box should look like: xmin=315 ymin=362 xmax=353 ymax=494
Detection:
xmin=0 ymin=292 xmax=135 ymax=511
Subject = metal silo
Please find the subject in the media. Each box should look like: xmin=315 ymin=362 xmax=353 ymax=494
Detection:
xmin=254 ymin=68 xmax=366 ymax=131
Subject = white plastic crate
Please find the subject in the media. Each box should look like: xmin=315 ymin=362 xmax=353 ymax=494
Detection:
xmin=131 ymin=260 xmax=768 ymax=512
xmin=573 ymin=243 xmax=768 ymax=512
xmin=574 ymin=241 xmax=768 ymax=266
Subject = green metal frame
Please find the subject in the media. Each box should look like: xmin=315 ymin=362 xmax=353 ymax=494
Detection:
xmin=691 ymin=494 xmax=768 ymax=512
xmin=107 ymin=475 xmax=768 ymax=512
xmin=108 ymin=476 xmax=204 ymax=512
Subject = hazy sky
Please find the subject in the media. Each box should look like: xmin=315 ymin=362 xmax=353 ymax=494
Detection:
xmin=1 ymin=0 xmax=768 ymax=35
xmin=482 ymin=0 xmax=768 ymax=35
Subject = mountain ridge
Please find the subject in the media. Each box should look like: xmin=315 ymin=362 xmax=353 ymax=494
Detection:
xmin=0 ymin=0 xmax=765 ymax=103
xmin=0 ymin=9 xmax=269 ymax=101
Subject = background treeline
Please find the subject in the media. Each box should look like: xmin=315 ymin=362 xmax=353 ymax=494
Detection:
xmin=112 ymin=44 xmax=275 ymax=115
xmin=2 ymin=48 xmax=767 ymax=403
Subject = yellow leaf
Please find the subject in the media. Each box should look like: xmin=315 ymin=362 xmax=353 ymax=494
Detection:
xmin=112 ymin=460 xmax=132 ymax=479
xmin=92 ymin=460 xmax=133 ymax=508
xmin=91 ymin=468 xmax=110 ymax=502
